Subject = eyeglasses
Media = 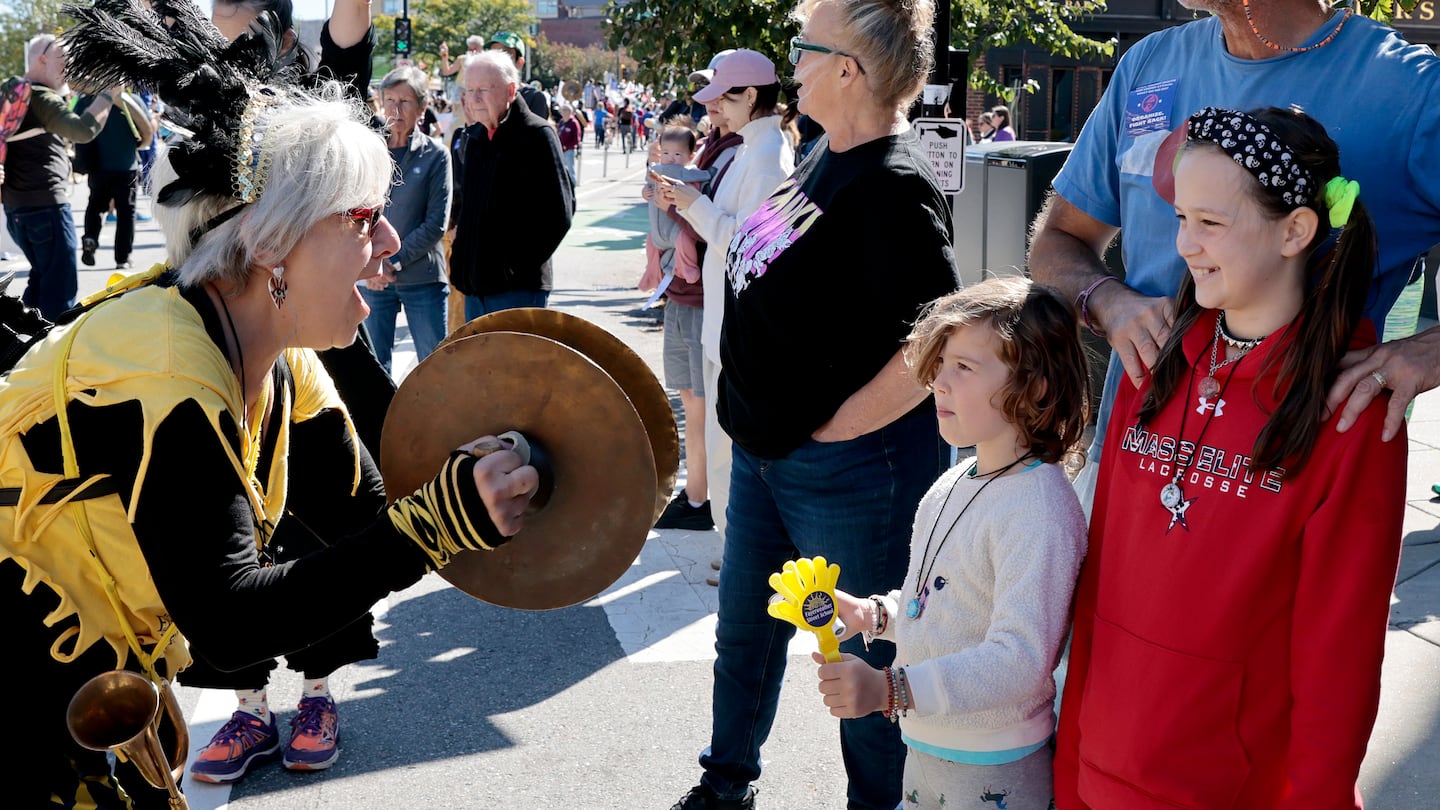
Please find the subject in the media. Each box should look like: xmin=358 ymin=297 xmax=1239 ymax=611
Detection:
xmin=341 ymin=206 xmax=384 ymax=235
xmin=788 ymin=36 xmax=866 ymax=74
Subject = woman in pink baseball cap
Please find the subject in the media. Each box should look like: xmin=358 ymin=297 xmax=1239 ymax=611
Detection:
xmin=655 ymin=47 xmax=796 ymax=592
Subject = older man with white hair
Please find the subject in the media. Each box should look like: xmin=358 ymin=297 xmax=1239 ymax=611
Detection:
xmin=448 ymin=51 xmax=573 ymax=321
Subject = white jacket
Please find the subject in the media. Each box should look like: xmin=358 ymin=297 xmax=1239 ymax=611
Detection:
xmin=681 ymin=115 xmax=795 ymax=364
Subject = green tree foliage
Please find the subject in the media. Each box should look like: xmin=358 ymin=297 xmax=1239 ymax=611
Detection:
xmin=0 ymin=0 xmax=66 ymax=79
xmin=374 ymin=0 xmax=536 ymax=77
xmin=528 ymin=33 xmax=637 ymax=90
xmin=604 ymin=0 xmax=1114 ymax=93
xmin=959 ymin=0 xmax=1112 ymax=98
xmin=1359 ymin=0 xmax=1421 ymax=24
xmin=607 ymin=0 xmax=1433 ymax=100
xmin=603 ymin=0 xmax=794 ymax=88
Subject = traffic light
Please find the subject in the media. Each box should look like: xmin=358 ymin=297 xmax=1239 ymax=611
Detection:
xmin=394 ymin=17 xmax=411 ymax=56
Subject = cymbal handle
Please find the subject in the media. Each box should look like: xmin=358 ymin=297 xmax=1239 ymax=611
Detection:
xmin=469 ymin=431 xmax=554 ymax=512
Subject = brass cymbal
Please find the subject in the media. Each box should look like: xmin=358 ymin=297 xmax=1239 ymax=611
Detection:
xmin=380 ymin=331 xmax=658 ymax=610
xmin=442 ymin=308 xmax=678 ymax=521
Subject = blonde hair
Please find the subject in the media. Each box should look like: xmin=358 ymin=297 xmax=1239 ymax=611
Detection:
xmin=792 ymin=0 xmax=935 ymax=112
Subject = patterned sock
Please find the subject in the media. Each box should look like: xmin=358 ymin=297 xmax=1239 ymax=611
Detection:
xmin=301 ymin=678 xmax=331 ymax=701
xmin=235 ymin=687 xmax=269 ymax=720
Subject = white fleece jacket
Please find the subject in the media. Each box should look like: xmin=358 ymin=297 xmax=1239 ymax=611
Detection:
xmin=874 ymin=459 xmax=1086 ymax=760
xmin=680 ymin=114 xmax=795 ymax=364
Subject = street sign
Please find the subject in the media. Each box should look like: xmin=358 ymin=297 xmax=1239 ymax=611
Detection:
xmin=913 ymin=117 xmax=966 ymax=194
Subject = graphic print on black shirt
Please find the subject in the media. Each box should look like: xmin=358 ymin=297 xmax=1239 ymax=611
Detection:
xmin=727 ymin=178 xmax=824 ymax=293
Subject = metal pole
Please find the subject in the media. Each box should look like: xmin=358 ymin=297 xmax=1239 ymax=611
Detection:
xmin=920 ymin=0 xmax=950 ymax=118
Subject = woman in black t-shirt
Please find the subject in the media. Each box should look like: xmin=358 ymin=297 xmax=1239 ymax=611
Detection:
xmin=667 ymin=2 xmax=960 ymax=809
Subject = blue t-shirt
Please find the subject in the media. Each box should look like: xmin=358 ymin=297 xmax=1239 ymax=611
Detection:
xmin=593 ymin=108 xmax=607 ymax=129
xmin=1054 ymin=12 xmax=1440 ymax=326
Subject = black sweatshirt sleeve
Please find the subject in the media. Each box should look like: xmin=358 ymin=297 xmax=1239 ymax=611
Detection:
xmin=132 ymin=400 xmax=432 ymax=672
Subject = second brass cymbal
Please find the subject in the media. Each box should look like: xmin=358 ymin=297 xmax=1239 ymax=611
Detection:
xmin=442 ymin=308 xmax=679 ymax=521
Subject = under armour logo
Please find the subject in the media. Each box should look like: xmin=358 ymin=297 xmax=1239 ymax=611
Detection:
xmin=1197 ymin=396 xmax=1225 ymax=416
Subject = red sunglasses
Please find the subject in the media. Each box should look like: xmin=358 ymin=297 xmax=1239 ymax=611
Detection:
xmin=341 ymin=205 xmax=384 ymax=235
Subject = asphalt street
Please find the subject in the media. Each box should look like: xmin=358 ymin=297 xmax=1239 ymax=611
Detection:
xmin=5 ymin=139 xmax=1438 ymax=808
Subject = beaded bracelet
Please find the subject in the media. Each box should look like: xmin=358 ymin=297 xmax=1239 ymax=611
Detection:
xmin=882 ymin=666 xmax=899 ymax=722
xmin=895 ymin=666 xmax=912 ymax=716
xmin=863 ymin=595 xmax=888 ymax=649
xmin=1074 ymin=275 xmax=1119 ymax=338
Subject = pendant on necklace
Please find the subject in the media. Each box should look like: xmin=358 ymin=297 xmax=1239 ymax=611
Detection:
xmin=1160 ymin=481 xmax=1183 ymax=509
xmin=1198 ymin=375 xmax=1220 ymax=399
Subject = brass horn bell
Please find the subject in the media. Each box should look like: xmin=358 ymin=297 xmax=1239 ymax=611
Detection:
xmin=382 ymin=309 xmax=679 ymax=611
xmin=68 ymin=670 xmax=190 ymax=810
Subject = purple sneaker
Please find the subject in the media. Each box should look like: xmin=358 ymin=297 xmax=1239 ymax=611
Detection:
xmin=283 ymin=695 xmax=340 ymax=770
xmin=190 ymin=711 xmax=280 ymax=783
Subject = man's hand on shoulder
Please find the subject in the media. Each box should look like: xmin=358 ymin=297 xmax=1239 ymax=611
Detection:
xmin=1328 ymin=325 xmax=1440 ymax=441
xmin=1090 ymin=281 xmax=1175 ymax=389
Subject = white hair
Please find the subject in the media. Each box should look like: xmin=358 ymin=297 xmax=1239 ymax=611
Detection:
xmin=460 ymin=50 xmax=520 ymax=89
xmin=26 ymin=34 xmax=56 ymax=71
xmin=466 ymin=35 xmax=484 ymax=49
xmin=153 ymin=88 xmax=391 ymax=290
xmin=380 ymin=65 xmax=428 ymax=106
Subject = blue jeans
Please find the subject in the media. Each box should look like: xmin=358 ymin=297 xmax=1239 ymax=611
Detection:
xmin=702 ymin=406 xmax=947 ymax=809
xmin=561 ymin=148 xmax=577 ymax=185
xmin=463 ymin=289 xmax=549 ymax=322
xmin=361 ymin=281 xmax=448 ymax=373
xmin=5 ymin=203 xmax=79 ymax=321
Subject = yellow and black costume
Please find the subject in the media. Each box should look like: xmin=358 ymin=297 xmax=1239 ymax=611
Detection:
xmin=0 ymin=267 xmax=506 ymax=806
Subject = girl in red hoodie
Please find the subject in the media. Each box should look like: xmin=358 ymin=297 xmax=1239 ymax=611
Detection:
xmin=1055 ymin=107 xmax=1405 ymax=810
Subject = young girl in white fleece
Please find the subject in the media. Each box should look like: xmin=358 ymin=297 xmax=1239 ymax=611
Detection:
xmin=812 ymin=277 xmax=1090 ymax=810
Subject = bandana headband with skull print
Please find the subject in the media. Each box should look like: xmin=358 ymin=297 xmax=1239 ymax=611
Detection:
xmin=1186 ymin=107 xmax=1316 ymax=208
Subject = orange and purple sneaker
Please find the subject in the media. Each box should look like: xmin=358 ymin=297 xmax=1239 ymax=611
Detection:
xmin=190 ymin=711 xmax=280 ymax=783
xmin=283 ymin=695 xmax=340 ymax=770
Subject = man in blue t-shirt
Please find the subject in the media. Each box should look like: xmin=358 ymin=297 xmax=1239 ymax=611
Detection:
xmin=1029 ymin=0 xmax=1440 ymax=491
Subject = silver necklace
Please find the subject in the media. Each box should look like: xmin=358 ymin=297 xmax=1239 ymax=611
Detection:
xmin=1198 ymin=315 xmax=1258 ymax=399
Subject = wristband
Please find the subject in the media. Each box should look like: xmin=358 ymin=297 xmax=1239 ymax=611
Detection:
xmin=1075 ymin=275 xmax=1120 ymax=338
xmin=388 ymin=450 xmax=508 ymax=570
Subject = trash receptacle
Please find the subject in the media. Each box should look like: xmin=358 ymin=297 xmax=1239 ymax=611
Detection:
xmin=982 ymin=143 xmax=1074 ymax=280
xmin=949 ymin=142 xmax=1073 ymax=286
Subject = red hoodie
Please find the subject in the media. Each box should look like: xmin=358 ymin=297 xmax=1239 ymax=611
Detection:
xmin=1055 ymin=310 xmax=1406 ymax=810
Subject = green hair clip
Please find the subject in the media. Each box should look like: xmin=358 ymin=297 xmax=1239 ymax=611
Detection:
xmin=1325 ymin=176 xmax=1360 ymax=229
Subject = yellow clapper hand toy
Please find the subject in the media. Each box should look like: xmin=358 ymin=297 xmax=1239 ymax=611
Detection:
xmin=766 ymin=556 xmax=844 ymax=663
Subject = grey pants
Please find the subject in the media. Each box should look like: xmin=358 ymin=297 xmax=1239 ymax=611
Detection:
xmin=901 ymin=744 xmax=1053 ymax=810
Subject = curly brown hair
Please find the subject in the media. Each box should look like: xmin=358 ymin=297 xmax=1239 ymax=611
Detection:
xmin=906 ymin=277 xmax=1091 ymax=465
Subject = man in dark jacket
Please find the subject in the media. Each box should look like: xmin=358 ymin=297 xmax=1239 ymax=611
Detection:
xmin=2 ymin=34 xmax=119 ymax=319
xmin=75 ymin=87 xmax=152 ymax=271
xmin=450 ymin=51 xmax=573 ymax=320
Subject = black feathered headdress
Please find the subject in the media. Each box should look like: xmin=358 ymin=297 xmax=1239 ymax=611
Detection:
xmin=61 ymin=0 xmax=305 ymax=208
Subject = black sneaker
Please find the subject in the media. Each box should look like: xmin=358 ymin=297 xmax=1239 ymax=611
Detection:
xmin=669 ymin=784 xmax=756 ymax=810
xmin=80 ymin=237 xmax=97 ymax=267
xmin=654 ymin=489 xmax=714 ymax=531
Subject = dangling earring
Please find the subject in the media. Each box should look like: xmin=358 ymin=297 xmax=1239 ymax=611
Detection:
xmin=268 ymin=265 xmax=287 ymax=309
